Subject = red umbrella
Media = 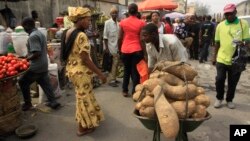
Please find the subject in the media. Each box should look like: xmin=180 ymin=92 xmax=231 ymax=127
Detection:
xmin=138 ymin=0 xmax=178 ymax=11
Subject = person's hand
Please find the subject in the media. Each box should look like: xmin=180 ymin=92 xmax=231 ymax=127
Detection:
xmin=98 ymin=74 xmax=107 ymax=84
xmin=104 ymin=48 xmax=110 ymax=54
xmin=212 ymin=58 xmax=216 ymax=66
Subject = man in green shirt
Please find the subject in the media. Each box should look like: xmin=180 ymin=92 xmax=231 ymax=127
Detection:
xmin=213 ymin=4 xmax=250 ymax=109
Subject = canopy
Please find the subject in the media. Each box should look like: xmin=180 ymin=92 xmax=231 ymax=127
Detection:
xmin=0 ymin=0 xmax=27 ymax=2
xmin=138 ymin=0 xmax=178 ymax=11
xmin=164 ymin=12 xmax=185 ymax=19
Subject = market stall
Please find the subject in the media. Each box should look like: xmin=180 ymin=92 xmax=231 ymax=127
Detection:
xmin=0 ymin=54 xmax=29 ymax=135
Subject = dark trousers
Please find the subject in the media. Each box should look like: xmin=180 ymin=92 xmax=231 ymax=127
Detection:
xmin=199 ymin=41 xmax=210 ymax=62
xmin=18 ymin=70 xmax=57 ymax=103
xmin=215 ymin=62 xmax=241 ymax=102
xmin=190 ymin=39 xmax=199 ymax=60
xmin=121 ymin=51 xmax=143 ymax=94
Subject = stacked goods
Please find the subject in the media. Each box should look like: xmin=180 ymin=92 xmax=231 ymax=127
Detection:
xmin=133 ymin=61 xmax=210 ymax=139
xmin=0 ymin=53 xmax=29 ymax=79
xmin=0 ymin=53 xmax=29 ymax=135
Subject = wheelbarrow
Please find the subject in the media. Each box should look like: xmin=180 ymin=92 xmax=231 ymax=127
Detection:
xmin=133 ymin=110 xmax=211 ymax=141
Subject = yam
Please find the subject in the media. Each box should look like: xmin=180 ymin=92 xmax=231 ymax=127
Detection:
xmin=149 ymin=70 xmax=161 ymax=78
xmin=145 ymin=90 xmax=154 ymax=97
xmin=159 ymin=72 xmax=185 ymax=86
xmin=135 ymin=84 xmax=144 ymax=92
xmin=153 ymin=85 xmax=179 ymax=139
xmin=133 ymin=91 xmax=142 ymax=102
xmin=171 ymin=100 xmax=196 ymax=119
xmin=139 ymin=106 xmax=156 ymax=119
xmin=142 ymin=78 xmax=165 ymax=92
xmin=191 ymin=76 xmax=199 ymax=85
xmin=135 ymin=102 xmax=142 ymax=110
xmin=141 ymin=95 xmax=154 ymax=107
xmin=191 ymin=105 xmax=207 ymax=118
xmin=162 ymin=62 xmax=198 ymax=81
xmin=194 ymin=95 xmax=210 ymax=107
xmin=153 ymin=60 xmax=180 ymax=71
xmin=163 ymin=83 xmax=198 ymax=100
xmin=197 ymin=87 xmax=205 ymax=95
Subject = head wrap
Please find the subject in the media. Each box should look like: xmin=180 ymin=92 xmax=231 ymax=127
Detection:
xmin=68 ymin=7 xmax=91 ymax=22
xmin=110 ymin=7 xmax=118 ymax=13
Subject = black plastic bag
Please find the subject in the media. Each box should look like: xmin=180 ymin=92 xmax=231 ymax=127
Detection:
xmin=231 ymin=46 xmax=248 ymax=72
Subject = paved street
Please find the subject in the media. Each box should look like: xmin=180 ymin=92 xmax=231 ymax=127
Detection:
xmin=4 ymin=60 xmax=250 ymax=141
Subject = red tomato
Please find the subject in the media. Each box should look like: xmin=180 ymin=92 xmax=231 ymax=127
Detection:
xmin=10 ymin=59 xmax=17 ymax=64
xmin=6 ymin=56 xmax=12 ymax=62
xmin=22 ymin=64 xmax=28 ymax=70
xmin=8 ymin=66 xmax=15 ymax=72
xmin=9 ymin=71 xmax=16 ymax=76
xmin=13 ymin=63 xmax=20 ymax=69
xmin=0 ymin=74 xmax=4 ymax=79
xmin=1 ymin=68 xmax=6 ymax=74
xmin=7 ymin=53 xmax=15 ymax=57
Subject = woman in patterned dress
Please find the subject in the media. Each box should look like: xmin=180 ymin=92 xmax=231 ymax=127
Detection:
xmin=62 ymin=7 xmax=107 ymax=136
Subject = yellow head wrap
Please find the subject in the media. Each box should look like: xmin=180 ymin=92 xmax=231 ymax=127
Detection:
xmin=68 ymin=7 xmax=91 ymax=22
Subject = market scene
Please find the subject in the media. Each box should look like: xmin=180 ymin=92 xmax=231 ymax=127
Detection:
xmin=0 ymin=0 xmax=250 ymax=141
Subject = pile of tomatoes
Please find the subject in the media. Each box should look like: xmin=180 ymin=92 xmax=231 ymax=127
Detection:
xmin=0 ymin=53 xmax=30 ymax=79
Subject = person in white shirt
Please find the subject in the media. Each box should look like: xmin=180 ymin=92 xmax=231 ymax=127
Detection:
xmin=103 ymin=7 xmax=120 ymax=87
xmin=141 ymin=23 xmax=188 ymax=72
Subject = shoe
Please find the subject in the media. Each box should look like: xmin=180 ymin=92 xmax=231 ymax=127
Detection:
xmin=227 ymin=102 xmax=235 ymax=109
xmin=122 ymin=92 xmax=129 ymax=97
xmin=46 ymin=102 xmax=61 ymax=110
xmin=115 ymin=80 xmax=120 ymax=84
xmin=109 ymin=81 xmax=118 ymax=87
xmin=214 ymin=99 xmax=223 ymax=108
xmin=22 ymin=102 xmax=33 ymax=111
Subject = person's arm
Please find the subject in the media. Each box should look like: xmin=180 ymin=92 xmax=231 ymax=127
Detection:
xmin=212 ymin=42 xmax=220 ymax=65
xmin=103 ymin=21 xmax=110 ymax=53
xmin=27 ymin=35 xmax=42 ymax=61
xmin=80 ymin=51 xmax=106 ymax=83
xmin=118 ymin=25 xmax=124 ymax=53
xmin=242 ymin=20 xmax=250 ymax=48
xmin=78 ymin=34 xmax=106 ymax=83
xmin=213 ymin=24 xmax=220 ymax=65
xmin=27 ymin=51 xmax=41 ymax=61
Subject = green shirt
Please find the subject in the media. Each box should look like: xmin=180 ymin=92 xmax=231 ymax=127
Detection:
xmin=215 ymin=17 xmax=250 ymax=65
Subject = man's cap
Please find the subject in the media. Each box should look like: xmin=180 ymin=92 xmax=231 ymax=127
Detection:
xmin=223 ymin=4 xmax=236 ymax=14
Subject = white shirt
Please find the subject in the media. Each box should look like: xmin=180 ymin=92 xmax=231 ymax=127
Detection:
xmin=146 ymin=34 xmax=188 ymax=69
xmin=103 ymin=18 xmax=119 ymax=54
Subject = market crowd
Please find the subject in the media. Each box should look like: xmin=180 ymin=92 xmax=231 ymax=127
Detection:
xmin=0 ymin=2 xmax=249 ymax=137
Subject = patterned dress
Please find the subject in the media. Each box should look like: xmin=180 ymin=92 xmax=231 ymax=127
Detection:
xmin=66 ymin=32 xmax=104 ymax=129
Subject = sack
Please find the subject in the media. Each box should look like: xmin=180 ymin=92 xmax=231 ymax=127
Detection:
xmin=231 ymin=46 xmax=248 ymax=72
xmin=136 ymin=59 xmax=149 ymax=83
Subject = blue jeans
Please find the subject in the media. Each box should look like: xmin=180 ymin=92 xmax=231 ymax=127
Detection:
xmin=18 ymin=70 xmax=57 ymax=104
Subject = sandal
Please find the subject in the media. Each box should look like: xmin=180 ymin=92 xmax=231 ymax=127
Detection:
xmin=77 ymin=128 xmax=95 ymax=136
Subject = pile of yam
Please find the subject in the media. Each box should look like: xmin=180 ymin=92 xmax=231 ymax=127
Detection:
xmin=133 ymin=61 xmax=210 ymax=139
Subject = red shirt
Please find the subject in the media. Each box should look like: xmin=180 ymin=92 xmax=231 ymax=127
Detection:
xmin=119 ymin=16 xmax=146 ymax=53
xmin=165 ymin=23 xmax=173 ymax=34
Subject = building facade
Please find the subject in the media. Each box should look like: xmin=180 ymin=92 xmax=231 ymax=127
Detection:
xmin=236 ymin=0 xmax=250 ymax=16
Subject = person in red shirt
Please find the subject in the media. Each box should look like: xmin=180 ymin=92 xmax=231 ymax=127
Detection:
xmin=118 ymin=3 xmax=146 ymax=97
xmin=164 ymin=17 xmax=173 ymax=34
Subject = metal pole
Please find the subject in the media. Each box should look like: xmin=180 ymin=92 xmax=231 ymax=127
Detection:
xmin=185 ymin=0 xmax=188 ymax=13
